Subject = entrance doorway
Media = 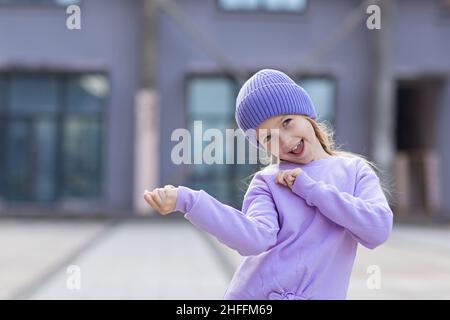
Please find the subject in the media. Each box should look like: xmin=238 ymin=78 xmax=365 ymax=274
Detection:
xmin=394 ymin=78 xmax=443 ymax=215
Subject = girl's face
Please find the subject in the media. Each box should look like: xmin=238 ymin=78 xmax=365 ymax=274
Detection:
xmin=256 ymin=114 xmax=323 ymax=164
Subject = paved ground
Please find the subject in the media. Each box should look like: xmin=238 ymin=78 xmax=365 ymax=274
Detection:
xmin=1 ymin=216 xmax=450 ymax=300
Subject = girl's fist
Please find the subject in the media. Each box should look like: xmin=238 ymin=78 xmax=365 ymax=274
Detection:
xmin=143 ymin=185 xmax=178 ymax=215
xmin=275 ymin=168 xmax=302 ymax=189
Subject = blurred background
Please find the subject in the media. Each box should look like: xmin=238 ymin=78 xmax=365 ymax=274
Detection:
xmin=1 ymin=0 xmax=450 ymax=299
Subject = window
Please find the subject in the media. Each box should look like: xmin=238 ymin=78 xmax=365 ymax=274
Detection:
xmin=0 ymin=72 xmax=108 ymax=203
xmin=0 ymin=75 xmax=6 ymax=113
xmin=62 ymin=75 xmax=107 ymax=198
xmin=0 ymin=0 xmax=80 ymax=5
xmin=186 ymin=76 xmax=256 ymax=208
xmin=297 ymin=77 xmax=336 ymax=124
xmin=218 ymin=0 xmax=307 ymax=12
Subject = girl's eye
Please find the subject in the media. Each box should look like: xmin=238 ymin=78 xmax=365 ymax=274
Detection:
xmin=282 ymin=118 xmax=292 ymax=127
xmin=265 ymin=135 xmax=271 ymax=143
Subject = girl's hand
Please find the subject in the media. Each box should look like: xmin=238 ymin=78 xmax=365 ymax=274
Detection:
xmin=143 ymin=185 xmax=178 ymax=215
xmin=275 ymin=168 xmax=302 ymax=189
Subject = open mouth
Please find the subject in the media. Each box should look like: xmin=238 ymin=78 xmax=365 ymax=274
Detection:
xmin=289 ymin=139 xmax=304 ymax=156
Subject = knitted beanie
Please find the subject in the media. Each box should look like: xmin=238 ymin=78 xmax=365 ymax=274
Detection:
xmin=235 ymin=69 xmax=317 ymax=148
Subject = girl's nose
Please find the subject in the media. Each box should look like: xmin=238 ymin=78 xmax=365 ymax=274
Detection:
xmin=279 ymin=132 xmax=295 ymax=152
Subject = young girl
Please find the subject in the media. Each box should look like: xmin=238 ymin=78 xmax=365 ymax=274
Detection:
xmin=144 ymin=69 xmax=393 ymax=300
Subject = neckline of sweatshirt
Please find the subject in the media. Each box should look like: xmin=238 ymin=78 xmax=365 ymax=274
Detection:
xmin=279 ymin=155 xmax=341 ymax=168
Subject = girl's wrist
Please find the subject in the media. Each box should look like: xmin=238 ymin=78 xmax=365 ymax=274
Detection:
xmin=175 ymin=186 xmax=202 ymax=213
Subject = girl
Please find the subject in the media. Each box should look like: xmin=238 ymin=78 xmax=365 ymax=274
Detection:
xmin=144 ymin=69 xmax=393 ymax=300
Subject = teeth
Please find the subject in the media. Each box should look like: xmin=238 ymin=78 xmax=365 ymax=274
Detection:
xmin=291 ymin=140 xmax=302 ymax=152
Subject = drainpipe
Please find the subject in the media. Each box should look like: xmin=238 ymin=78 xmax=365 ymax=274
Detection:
xmin=134 ymin=0 xmax=159 ymax=216
xmin=370 ymin=0 xmax=395 ymax=190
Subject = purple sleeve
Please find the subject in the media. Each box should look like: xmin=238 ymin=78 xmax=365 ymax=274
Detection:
xmin=291 ymin=159 xmax=393 ymax=249
xmin=175 ymin=174 xmax=280 ymax=256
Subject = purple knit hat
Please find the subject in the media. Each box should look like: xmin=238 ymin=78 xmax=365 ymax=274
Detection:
xmin=235 ymin=69 xmax=317 ymax=148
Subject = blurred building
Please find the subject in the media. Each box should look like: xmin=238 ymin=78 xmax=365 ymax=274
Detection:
xmin=0 ymin=0 xmax=141 ymax=215
xmin=0 ymin=0 xmax=449 ymax=217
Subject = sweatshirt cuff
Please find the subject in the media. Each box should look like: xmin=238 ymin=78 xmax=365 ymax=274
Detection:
xmin=291 ymin=170 xmax=318 ymax=205
xmin=175 ymin=186 xmax=202 ymax=214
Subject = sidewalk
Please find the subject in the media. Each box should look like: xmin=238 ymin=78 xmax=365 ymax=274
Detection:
xmin=0 ymin=218 xmax=110 ymax=300
xmin=1 ymin=217 xmax=450 ymax=299
xmin=0 ymin=217 xmax=232 ymax=300
xmin=347 ymin=224 xmax=450 ymax=299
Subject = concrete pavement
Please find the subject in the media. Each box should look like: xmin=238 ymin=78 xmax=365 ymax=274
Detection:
xmin=0 ymin=218 xmax=110 ymax=300
xmin=1 ymin=217 xmax=450 ymax=299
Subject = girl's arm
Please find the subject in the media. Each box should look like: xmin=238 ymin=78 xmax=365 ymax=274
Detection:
xmin=176 ymin=173 xmax=280 ymax=256
xmin=291 ymin=159 xmax=393 ymax=249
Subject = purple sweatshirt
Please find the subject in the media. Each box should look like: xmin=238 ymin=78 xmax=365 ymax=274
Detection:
xmin=175 ymin=155 xmax=393 ymax=300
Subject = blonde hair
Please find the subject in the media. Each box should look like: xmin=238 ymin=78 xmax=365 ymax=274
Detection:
xmin=240 ymin=116 xmax=393 ymax=201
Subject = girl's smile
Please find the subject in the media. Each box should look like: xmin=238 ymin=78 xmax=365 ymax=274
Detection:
xmin=289 ymin=139 xmax=304 ymax=156
xmin=256 ymin=114 xmax=331 ymax=164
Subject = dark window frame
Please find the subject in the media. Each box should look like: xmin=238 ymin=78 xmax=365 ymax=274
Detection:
xmin=0 ymin=70 xmax=109 ymax=204
xmin=184 ymin=72 xmax=258 ymax=208
xmin=295 ymin=73 xmax=339 ymax=127
xmin=216 ymin=0 xmax=309 ymax=15
xmin=0 ymin=0 xmax=81 ymax=7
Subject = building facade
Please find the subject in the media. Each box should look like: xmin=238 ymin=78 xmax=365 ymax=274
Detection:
xmin=1 ymin=0 xmax=449 ymax=217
